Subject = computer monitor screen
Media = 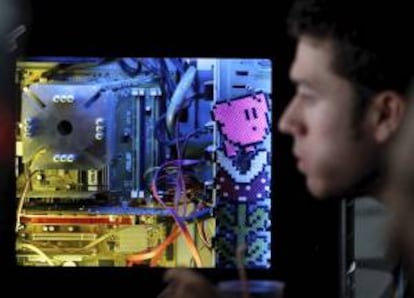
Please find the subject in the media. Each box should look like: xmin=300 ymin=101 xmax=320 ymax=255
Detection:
xmin=15 ymin=57 xmax=272 ymax=268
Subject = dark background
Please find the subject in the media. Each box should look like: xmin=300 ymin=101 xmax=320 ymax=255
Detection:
xmin=1 ymin=1 xmax=341 ymax=297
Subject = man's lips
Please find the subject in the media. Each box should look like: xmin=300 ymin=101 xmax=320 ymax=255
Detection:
xmin=293 ymin=150 xmax=306 ymax=172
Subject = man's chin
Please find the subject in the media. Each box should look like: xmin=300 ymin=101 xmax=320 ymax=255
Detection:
xmin=306 ymin=180 xmax=329 ymax=199
xmin=307 ymin=179 xmax=343 ymax=200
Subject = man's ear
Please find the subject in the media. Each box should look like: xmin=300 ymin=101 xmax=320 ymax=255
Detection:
xmin=368 ymin=91 xmax=406 ymax=143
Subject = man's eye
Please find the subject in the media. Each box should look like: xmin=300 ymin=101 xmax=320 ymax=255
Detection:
xmin=296 ymin=91 xmax=315 ymax=101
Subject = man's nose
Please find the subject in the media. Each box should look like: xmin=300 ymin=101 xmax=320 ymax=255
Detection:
xmin=278 ymin=100 xmax=304 ymax=136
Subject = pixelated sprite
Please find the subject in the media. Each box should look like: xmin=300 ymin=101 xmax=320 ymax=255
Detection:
xmin=212 ymin=92 xmax=269 ymax=157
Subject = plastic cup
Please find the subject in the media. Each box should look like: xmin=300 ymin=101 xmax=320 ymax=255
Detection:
xmin=218 ymin=280 xmax=285 ymax=298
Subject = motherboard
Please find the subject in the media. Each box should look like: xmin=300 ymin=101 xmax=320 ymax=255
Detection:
xmin=15 ymin=57 xmax=272 ymax=268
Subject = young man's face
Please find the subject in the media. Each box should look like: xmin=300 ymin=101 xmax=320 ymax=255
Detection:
xmin=279 ymin=36 xmax=379 ymax=199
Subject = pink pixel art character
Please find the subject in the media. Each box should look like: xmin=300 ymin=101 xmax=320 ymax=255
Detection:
xmin=212 ymin=92 xmax=270 ymax=157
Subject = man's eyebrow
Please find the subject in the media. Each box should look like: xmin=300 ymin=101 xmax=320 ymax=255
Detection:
xmin=290 ymin=77 xmax=317 ymax=89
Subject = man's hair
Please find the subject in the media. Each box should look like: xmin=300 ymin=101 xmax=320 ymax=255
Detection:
xmin=287 ymin=0 xmax=413 ymax=99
